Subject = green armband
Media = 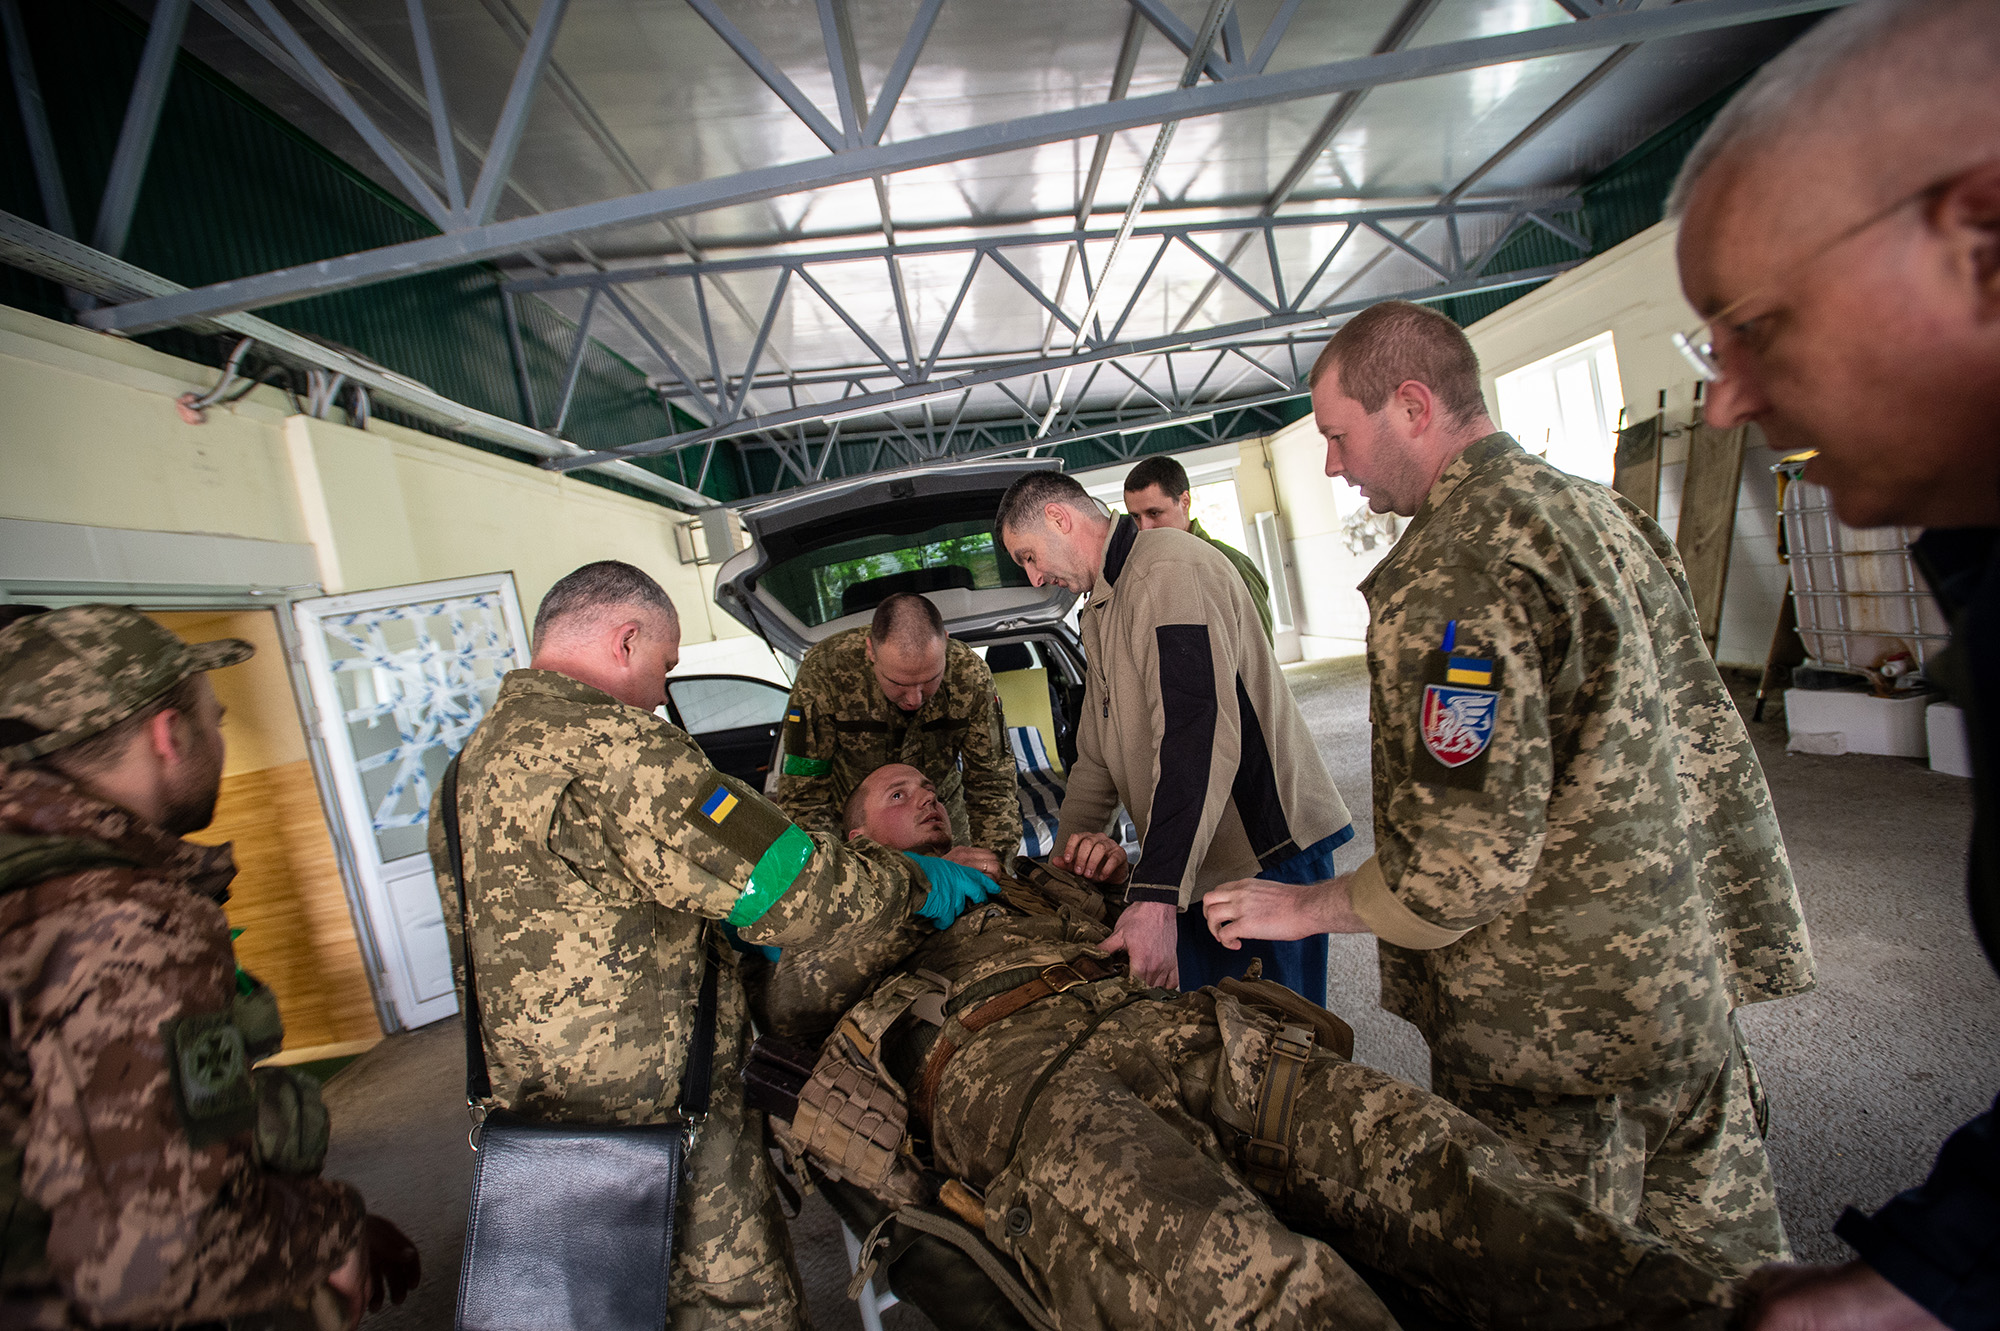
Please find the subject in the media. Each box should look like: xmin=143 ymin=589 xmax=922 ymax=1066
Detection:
xmin=729 ymin=824 xmax=816 ymax=926
xmin=782 ymin=753 xmax=830 ymax=777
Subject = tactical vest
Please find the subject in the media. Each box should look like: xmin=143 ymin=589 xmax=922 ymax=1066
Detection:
xmin=0 ymin=833 xmax=331 ymax=1298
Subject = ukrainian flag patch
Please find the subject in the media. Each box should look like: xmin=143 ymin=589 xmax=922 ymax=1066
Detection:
xmin=700 ymin=786 xmax=740 ymax=823
xmin=1444 ymin=656 xmax=1493 ymax=687
xmin=785 ymin=707 xmax=802 ymax=723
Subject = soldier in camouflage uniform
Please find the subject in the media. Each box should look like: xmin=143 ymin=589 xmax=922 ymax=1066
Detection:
xmin=432 ymin=562 xmax=959 ymax=1330
xmin=1204 ymin=301 xmax=1816 ymax=1278
xmin=774 ymin=592 xmax=1018 ymax=867
xmin=1123 ymin=454 xmax=1275 ymax=644
xmin=0 ymin=606 xmax=417 ymax=1329
xmin=760 ymin=762 xmax=1744 ymax=1330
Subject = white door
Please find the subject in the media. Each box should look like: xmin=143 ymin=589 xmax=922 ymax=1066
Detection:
xmin=293 ymin=575 xmax=528 ymax=1030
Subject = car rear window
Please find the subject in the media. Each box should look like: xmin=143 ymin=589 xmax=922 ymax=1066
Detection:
xmin=757 ymin=518 xmax=1031 ymax=628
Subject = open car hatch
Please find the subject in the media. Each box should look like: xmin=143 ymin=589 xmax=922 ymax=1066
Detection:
xmin=714 ymin=459 xmax=1079 ymax=660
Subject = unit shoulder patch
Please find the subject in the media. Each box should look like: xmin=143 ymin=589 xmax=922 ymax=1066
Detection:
xmin=161 ymin=1008 xmax=256 ymax=1146
xmin=1413 ymin=650 xmax=1502 ymax=790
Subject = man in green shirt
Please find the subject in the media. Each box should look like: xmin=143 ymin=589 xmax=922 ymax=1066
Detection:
xmin=1123 ymin=455 xmax=1275 ymax=643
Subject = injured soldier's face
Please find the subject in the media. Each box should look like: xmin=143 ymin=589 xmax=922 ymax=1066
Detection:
xmin=848 ymin=763 xmax=953 ymax=855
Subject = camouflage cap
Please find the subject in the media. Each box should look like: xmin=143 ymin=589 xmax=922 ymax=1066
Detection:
xmin=0 ymin=605 xmax=252 ymax=763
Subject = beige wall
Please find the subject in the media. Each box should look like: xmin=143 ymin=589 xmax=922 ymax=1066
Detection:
xmin=1244 ymin=221 xmax=1790 ymax=669
xmin=0 ymin=304 xmax=748 ymax=644
xmin=1464 ymin=220 xmax=1788 ymax=668
xmin=160 ymin=608 xmax=308 ymax=777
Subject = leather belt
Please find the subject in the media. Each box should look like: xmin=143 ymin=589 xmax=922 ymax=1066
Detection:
xmin=912 ymin=954 xmax=1122 ymax=1125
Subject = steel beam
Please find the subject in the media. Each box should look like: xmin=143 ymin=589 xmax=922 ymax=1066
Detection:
xmin=1036 ymin=0 xmax=1232 ymax=436
xmin=861 ymin=0 xmax=945 ymax=146
xmin=545 ymin=260 xmax=1578 ymax=471
xmin=1170 ymin=0 xmax=1442 ymax=334
xmin=604 ymin=287 xmax=719 ymax=424
xmin=550 ymin=286 xmax=599 ymax=435
xmin=500 ymin=286 xmax=540 ymax=428
xmin=817 ymin=0 xmax=863 ymax=149
xmin=241 ymin=0 xmax=452 ymax=230
xmin=466 ymin=0 xmax=571 ymax=225
xmin=94 ymin=0 xmax=190 ymax=257
xmin=616 ymin=201 xmax=1570 ymax=418
xmin=742 ymin=389 xmax=1310 ymax=487
xmin=404 ymin=0 xmax=466 ymax=218
xmin=686 ymin=0 xmax=844 ymax=153
xmin=265 ymin=0 xmax=741 ymax=389
xmin=1245 ymin=0 xmax=1304 ymax=75
xmin=506 ymin=206 xmax=1561 ymax=407
xmin=2 ymin=0 xmax=73 ymax=239
xmin=80 ymin=0 xmax=1848 ymax=335
xmin=504 ymin=199 xmax=1531 ymax=294
xmin=1124 ymin=0 xmax=1233 ymax=83
xmin=1303 ymin=39 xmax=1638 ymax=321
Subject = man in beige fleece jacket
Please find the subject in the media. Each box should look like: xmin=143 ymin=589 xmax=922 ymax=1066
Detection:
xmin=995 ymin=470 xmax=1353 ymax=1002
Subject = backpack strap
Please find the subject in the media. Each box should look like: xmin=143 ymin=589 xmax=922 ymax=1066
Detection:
xmin=0 ymin=833 xmax=137 ymax=897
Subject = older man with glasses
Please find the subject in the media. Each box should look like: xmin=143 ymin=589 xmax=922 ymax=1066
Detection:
xmin=1669 ymin=1 xmax=2000 ymax=1327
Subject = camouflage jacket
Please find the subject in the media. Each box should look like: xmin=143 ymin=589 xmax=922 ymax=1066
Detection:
xmin=0 ymin=765 xmax=364 ymax=1329
xmin=1189 ymin=519 xmax=1275 ymax=644
xmin=774 ymin=628 xmax=1019 ymax=861
xmin=1355 ymin=434 xmax=1815 ymax=1094
xmin=430 ymin=668 xmax=928 ymax=1124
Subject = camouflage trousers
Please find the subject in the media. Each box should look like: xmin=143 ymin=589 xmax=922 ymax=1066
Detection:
xmin=1430 ymin=1016 xmax=1788 ymax=1280
xmin=671 ymin=972 xmax=806 ymax=1331
xmin=928 ymin=981 xmax=1736 ymax=1331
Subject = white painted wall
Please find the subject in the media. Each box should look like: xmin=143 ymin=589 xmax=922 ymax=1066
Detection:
xmin=0 ymin=304 xmax=753 ymax=648
xmin=1246 ymin=219 xmax=1791 ymax=669
xmin=1465 ymin=219 xmax=1788 ymax=668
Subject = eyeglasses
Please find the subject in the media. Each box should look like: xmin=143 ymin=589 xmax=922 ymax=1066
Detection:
xmin=1671 ymin=170 xmax=1964 ymax=383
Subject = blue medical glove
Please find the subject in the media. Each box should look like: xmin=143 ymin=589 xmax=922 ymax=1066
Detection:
xmin=907 ymin=853 xmax=1003 ymax=929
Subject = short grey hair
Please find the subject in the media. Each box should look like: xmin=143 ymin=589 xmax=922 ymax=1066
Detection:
xmin=1667 ymin=0 xmax=2000 ymax=217
xmin=533 ymin=561 xmax=678 ymax=647
xmin=994 ymin=471 xmax=1092 ymax=544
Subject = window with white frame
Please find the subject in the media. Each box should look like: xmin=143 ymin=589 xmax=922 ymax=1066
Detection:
xmin=1493 ymin=331 xmax=1625 ymax=484
xmin=1077 ymin=443 xmax=1250 ymax=551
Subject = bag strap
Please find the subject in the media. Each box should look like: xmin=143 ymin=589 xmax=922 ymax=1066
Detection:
xmin=441 ymin=752 xmax=721 ymax=1125
xmin=439 ymin=754 xmax=491 ymax=1106
xmin=678 ymin=932 xmax=721 ymax=1125
xmin=0 ymin=832 xmax=137 ymax=898
xmin=886 ymin=1206 xmax=1062 ymax=1331
xmin=1241 ymin=1023 xmax=1316 ymax=1199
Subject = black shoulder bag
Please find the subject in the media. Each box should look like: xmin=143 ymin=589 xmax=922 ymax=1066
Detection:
xmin=441 ymin=754 xmax=719 ymax=1331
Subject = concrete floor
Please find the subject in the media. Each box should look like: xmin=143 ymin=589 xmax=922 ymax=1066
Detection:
xmin=320 ymin=657 xmax=1999 ymax=1327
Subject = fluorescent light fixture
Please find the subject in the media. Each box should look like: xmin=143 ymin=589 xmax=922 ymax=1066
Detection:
xmin=1119 ymin=412 xmax=1214 ymax=435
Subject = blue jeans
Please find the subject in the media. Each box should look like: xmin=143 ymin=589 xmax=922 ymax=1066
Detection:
xmin=1175 ymin=827 xmax=1351 ymax=1006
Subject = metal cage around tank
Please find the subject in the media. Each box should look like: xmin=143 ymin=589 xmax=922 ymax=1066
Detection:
xmin=1777 ymin=458 xmax=1949 ymax=680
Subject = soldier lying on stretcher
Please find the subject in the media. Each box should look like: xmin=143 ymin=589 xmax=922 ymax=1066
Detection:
xmin=748 ymin=763 xmax=1747 ymax=1331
